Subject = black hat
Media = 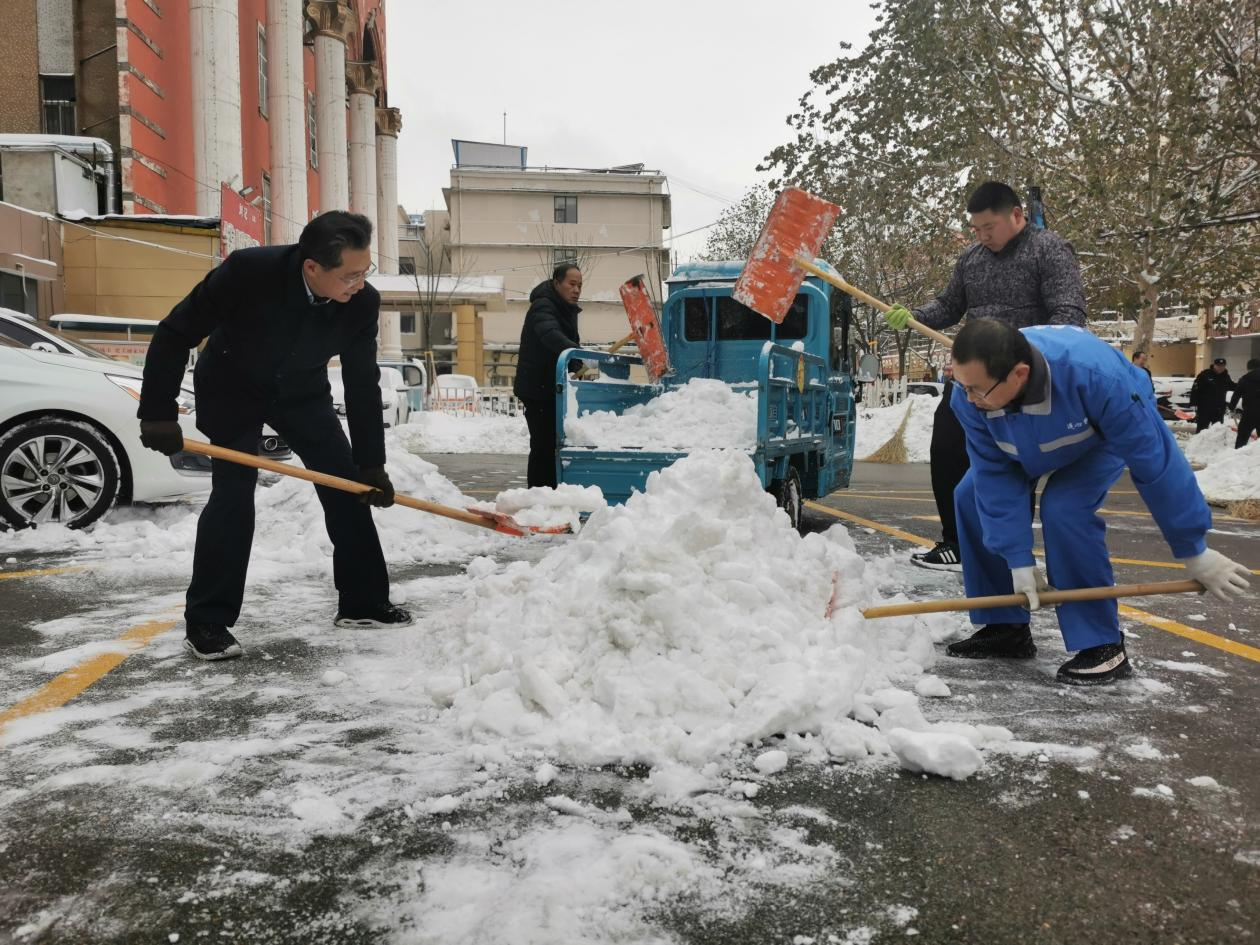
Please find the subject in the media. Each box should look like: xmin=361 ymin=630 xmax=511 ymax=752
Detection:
xmin=1213 ymin=357 xmax=1227 ymax=365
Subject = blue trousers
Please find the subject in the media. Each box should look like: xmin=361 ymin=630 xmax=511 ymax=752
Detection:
xmin=955 ymin=448 xmax=1125 ymax=652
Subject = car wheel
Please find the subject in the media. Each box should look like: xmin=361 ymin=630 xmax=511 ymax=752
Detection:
xmin=0 ymin=418 xmax=122 ymax=529
xmin=772 ymin=466 xmax=804 ymax=534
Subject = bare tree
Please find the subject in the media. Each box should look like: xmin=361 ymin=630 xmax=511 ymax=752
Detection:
xmin=400 ymin=216 xmax=479 ymax=381
xmin=532 ymin=224 xmax=602 ymax=285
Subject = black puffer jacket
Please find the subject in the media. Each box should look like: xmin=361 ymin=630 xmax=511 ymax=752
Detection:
xmin=513 ymin=281 xmax=581 ymax=400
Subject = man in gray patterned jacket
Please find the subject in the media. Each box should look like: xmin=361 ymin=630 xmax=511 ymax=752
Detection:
xmin=883 ymin=181 xmax=1086 ymax=594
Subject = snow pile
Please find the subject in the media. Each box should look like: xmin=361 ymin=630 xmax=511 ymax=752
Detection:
xmin=482 ymin=483 xmax=606 ymax=532
xmin=564 ymin=378 xmax=757 ymax=450
xmin=1182 ymin=423 xmax=1236 ymax=467
xmin=0 ymin=434 xmax=503 ymax=573
xmin=1195 ymin=440 xmax=1260 ymax=502
xmin=854 ymin=394 xmax=938 ymax=462
xmin=427 ymin=450 xmax=1006 ymax=781
xmin=394 ymin=410 xmax=530 ymax=454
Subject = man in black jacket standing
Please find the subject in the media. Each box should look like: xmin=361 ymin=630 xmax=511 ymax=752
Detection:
xmin=513 ymin=263 xmax=582 ymax=488
xmin=137 ymin=211 xmax=411 ymax=661
xmin=1229 ymin=358 xmax=1260 ymax=449
xmin=1191 ymin=357 xmax=1236 ymax=433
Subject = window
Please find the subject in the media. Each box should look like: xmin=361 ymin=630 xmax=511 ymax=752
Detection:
xmin=683 ymin=294 xmax=809 ymax=342
xmin=257 ymin=24 xmax=268 ymax=117
xmin=400 ymin=314 xmax=416 ymax=334
xmin=552 ymin=248 xmax=578 ymax=269
xmin=0 ymin=273 xmax=37 ymax=317
xmin=0 ymin=315 xmax=47 ymax=346
xmin=398 ymin=258 xmax=417 ymax=275
xmin=554 ymin=195 xmax=578 ymax=224
xmin=40 ymin=75 xmax=76 ymax=135
xmin=307 ymin=91 xmax=317 ymax=168
xmin=261 ymin=174 xmax=272 ymax=244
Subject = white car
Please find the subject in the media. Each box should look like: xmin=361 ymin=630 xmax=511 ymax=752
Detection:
xmin=0 ymin=336 xmax=208 ymax=528
xmin=327 ymin=366 xmax=411 ymax=429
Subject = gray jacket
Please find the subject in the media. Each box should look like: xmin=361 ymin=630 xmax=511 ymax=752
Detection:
xmin=914 ymin=227 xmax=1086 ymax=330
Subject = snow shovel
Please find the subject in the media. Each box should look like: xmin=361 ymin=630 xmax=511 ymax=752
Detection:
xmin=618 ymin=275 xmax=673 ymax=380
xmin=179 ymin=440 xmax=570 ymax=537
xmin=860 ymin=579 xmax=1204 ymax=619
xmin=732 ymin=187 xmax=954 ymax=349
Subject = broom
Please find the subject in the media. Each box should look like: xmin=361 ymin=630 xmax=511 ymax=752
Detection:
xmin=864 ymin=398 xmax=913 ymax=464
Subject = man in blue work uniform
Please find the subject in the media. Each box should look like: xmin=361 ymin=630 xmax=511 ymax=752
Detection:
xmin=946 ymin=319 xmax=1251 ymax=684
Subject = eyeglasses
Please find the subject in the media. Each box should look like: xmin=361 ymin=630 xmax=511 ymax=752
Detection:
xmin=960 ymin=369 xmax=1010 ymax=399
xmin=336 ymin=262 xmax=377 ymax=286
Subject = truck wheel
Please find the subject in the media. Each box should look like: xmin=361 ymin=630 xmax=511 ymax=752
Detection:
xmin=773 ymin=466 xmax=804 ymax=534
xmin=0 ymin=418 xmax=122 ymax=529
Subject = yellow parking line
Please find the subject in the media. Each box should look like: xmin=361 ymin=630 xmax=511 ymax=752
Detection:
xmin=809 ymin=499 xmax=1257 ymax=664
xmin=1119 ymin=605 xmax=1260 ymax=665
xmin=841 ymin=493 xmax=937 ymax=503
xmin=0 ymin=566 xmax=87 ymax=583
xmin=0 ymin=615 xmax=178 ymax=733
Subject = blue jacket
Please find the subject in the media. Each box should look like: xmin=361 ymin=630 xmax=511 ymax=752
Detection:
xmin=952 ymin=325 xmax=1211 ymax=568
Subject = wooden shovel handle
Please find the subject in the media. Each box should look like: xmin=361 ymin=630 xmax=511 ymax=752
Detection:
xmin=179 ymin=439 xmax=524 ymax=536
xmin=861 ymin=579 xmax=1204 ymax=619
xmin=607 ymin=332 xmax=635 ymax=354
xmin=794 ymin=257 xmax=954 ymax=349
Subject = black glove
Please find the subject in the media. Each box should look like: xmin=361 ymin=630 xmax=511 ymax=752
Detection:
xmin=139 ymin=420 xmax=184 ymax=456
xmin=357 ymin=465 xmax=395 ymax=508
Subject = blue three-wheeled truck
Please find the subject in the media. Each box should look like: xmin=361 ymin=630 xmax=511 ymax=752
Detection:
xmin=551 ymin=260 xmax=858 ymax=530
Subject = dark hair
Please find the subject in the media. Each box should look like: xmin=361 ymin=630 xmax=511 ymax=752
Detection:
xmin=966 ymin=181 xmax=1022 ymax=215
xmin=1249 ymin=358 xmax=1260 ymax=370
xmin=1131 ymin=350 xmax=1145 ymax=361
xmin=953 ymin=318 xmax=1033 ymax=380
xmin=298 ymin=211 xmax=373 ymax=268
xmin=552 ymin=262 xmax=581 ymax=283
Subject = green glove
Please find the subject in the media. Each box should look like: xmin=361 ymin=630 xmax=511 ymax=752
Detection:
xmin=884 ymin=304 xmax=912 ymax=331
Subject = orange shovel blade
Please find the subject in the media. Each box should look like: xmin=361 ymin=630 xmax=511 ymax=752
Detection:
xmin=618 ymin=275 xmax=673 ymax=380
xmin=733 ymin=187 xmax=841 ymax=323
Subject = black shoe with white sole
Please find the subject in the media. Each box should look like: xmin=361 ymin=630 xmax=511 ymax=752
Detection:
xmin=184 ymin=622 xmax=243 ymax=661
xmin=946 ymin=623 xmax=1036 ymax=659
xmin=1056 ymin=642 xmax=1133 ymax=686
xmin=334 ymin=603 xmax=414 ymax=629
xmin=911 ymin=541 xmax=963 ymax=572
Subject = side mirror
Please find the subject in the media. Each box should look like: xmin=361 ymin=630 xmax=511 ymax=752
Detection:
xmin=856 ymin=353 xmax=880 ymax=382
xmin=30 ymin=341 xmax=59 ymax=354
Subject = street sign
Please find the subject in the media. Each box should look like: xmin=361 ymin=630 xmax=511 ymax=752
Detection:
xmin=220 ymin=183 xmax=263 ymax=259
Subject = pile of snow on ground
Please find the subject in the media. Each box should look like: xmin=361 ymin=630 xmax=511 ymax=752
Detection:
xmin=427 ymin=450 xmax=1009 ymax=783
xmin=1182 ymin=423 xmax=1237 ymax=467
xmin=482 ymin=483 xmax=606 ymax=532
xmin=564 ymin=378 xmax=757 ymax=450
xmin=854 ymin=393 xmax=938 ymax=462
xmin=1195 ymin=440 xmax=1260 ymax=502
xmin=394 ymin=410 xmax=530 ymax=454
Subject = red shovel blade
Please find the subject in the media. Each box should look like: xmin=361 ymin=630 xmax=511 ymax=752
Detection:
xmin=733 ymin=187 xmax=841 ymax=323
xmin=619 ymin=275 xmax=673 ymax=380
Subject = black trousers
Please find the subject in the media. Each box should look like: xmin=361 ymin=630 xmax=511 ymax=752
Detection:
xmin=521 ymin=396 xmax=559 ymax=488
xmin=1237 ymin=411 xmax=1260 ymax=449
xmin=1196 ymin=408 xmax=1225 ymax=433
xmin=930 ymin=393 xmax=971 ymax=544
xmin=185 ymin=401 xmax=389 ymax=627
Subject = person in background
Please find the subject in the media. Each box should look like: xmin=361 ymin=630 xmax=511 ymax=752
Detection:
xmin=1131 ymin=349 xmax=1154 ymax=392
xmin=1190 ymin=357 xmax=1235 ymax=432
xmin=513 ymin=263 xmax=583 ymax=488
xmin=137 ymin=211 xmax=412 ymax=661
xmin=919 ymin=362 xmax=966 ymax=571
xmin=945 ymin=319 xmax=1250 ymax=685
xmin=1229 ymin=358 xmax=1260 ymax=449
xmin=882 ymin=181 xmax=1087 ymax=571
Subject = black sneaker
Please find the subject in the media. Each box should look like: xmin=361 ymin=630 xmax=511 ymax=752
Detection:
xmin=1056 ymin=642 xmax=1133 ymax=686
xmin=184 ymin=623 xmax=243 ymax=661
xmin=911 ymin=541 xmax=963 ymax=572
xmin=946 ymin=623 xmax=1036 ymax=659
xmin=334 ymin=603 xmax=414 ymax=629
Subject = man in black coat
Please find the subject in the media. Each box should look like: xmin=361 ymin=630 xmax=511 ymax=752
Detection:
xmin=137 ymin=211 xmax=411 ymax=661
xmin=1190 ymin=357 xmax=1236 ymax=432
xmin=1229 ymin=358 xmax=1260 ymax=449
xmin=512 ymin=263 xmax=582 ymax=488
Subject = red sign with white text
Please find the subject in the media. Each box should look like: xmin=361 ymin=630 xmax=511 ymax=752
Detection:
xmin=220 ymin=183 xmax=264 ymax=260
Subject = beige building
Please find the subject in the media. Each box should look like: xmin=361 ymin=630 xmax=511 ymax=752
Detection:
xmin=441 ymin=141 xmax=672 ymax=385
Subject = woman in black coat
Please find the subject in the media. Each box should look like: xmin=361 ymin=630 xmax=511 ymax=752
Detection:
xmin=513 ymin=264 xmax=583 ymax=487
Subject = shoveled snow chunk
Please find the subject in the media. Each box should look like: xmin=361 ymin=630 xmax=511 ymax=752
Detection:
xmin=754 ymin=749 xmax=789 ymax=775
xmin=534 ymin=763 xmax=558 ymax=786
xmin=915 ymin=675 xmax=951 ymax=698
xmin=1187 ymin=776 xmax=1221 ymax=790
xmin=886 ymin=727 xmax=984 ymax=780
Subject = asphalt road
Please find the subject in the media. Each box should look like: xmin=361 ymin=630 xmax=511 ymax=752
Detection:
xmin=1 ymin=457 xmax=1257 ymax=944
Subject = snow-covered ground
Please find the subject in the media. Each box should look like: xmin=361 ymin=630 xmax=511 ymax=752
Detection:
xmin=393 ymin=410 xmax=531 ymax=454
xmin=1195 ymin=439 xmax=1260 ymax=502
xmin=853 ymin=394 xmax=938 ymax=461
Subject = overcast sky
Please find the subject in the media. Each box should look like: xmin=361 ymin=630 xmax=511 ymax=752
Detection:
xmin=385 ymin=1 xmax=880 ymax=261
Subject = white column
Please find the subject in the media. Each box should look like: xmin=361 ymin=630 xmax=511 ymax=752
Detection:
xmin=189 ymin=0 xmax=243 ymax=217
xmin=306 ymin=1 xmax=351 ymax=211
xmin=266 ymin=0 xmax=307 ymax=243
xmin=376 ymin=106 xmax=402 ymax=359
xmin=347 ymin=61 xmax=380 ymax=257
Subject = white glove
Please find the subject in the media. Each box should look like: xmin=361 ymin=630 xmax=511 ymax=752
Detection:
xmin=1180 ymin=549 xmax=1252 ymax=601
xmin=1011 ymin=566 xmax=1051 ymax=611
